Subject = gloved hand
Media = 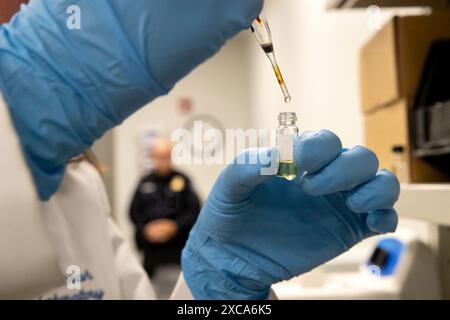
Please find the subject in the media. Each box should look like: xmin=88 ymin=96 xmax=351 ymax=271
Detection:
xmin=0 ymin=0 xmax=263 ymax=200
xmin=182 ymin=130 xmax=400 ymax=300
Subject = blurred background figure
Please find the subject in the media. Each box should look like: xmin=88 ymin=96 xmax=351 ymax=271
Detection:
xmin=129 ymin=137 xmax=201 ymax=299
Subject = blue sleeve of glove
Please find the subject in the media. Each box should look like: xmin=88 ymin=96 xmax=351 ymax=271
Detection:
xmin=0 ymin=0 xmax=262 ymax=200
xmin=0 ymin=1 xmax=162 ymax=200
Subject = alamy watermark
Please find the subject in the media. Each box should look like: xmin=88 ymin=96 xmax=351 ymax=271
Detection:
xmin=366 ymin=5 xmax=382 ymax=31
xmin=171 ymin=121 xmax=279 ymax=176
xmin=66 ymin=5 xmax=81 ymax=30
xmin=66 ymin=265 xmax=81 ymax=290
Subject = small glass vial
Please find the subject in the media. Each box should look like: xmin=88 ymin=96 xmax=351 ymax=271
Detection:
xmin=277 ymin=112 xmax=299 ymax=180
xmin=391 ymin=145 xmax=410 ymax=183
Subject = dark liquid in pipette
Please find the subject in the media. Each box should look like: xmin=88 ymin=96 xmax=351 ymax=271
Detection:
xmin=262 ymin=44 xmax=274 ymax=54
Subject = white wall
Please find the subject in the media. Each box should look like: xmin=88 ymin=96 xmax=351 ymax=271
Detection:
xmin=113 ymin=36 xmax=252 ymax=248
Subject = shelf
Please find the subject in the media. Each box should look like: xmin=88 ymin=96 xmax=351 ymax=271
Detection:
xmin=327 ymin=0 xmax=449 ymax=9
xmin=395 ymin=184 xmax=450 ymax=226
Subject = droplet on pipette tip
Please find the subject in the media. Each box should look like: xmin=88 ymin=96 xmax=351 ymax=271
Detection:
xmin=284 ymin=95 xmax=291 ymax=103
xmin=280 ymin=84 xmax=291 ymax=104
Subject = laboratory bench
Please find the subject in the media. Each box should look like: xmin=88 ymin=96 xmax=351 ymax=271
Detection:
xmin=274 ymin=184 xmax=450 ymax=300
xmin=396 ymin=184 xmax=450 ymax=226
xmin=396 ymin=184 xmax=450 ymax=299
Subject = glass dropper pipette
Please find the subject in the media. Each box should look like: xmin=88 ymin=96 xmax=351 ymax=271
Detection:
xmin=251 ymin=14 xmax=291 ymax=103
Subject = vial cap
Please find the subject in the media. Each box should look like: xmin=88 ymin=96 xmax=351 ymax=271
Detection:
xmin=278 ymin=112 xmax=297 ymax=125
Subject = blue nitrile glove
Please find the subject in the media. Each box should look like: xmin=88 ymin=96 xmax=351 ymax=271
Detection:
xmin=182 ymin=130 xmax=400 ymax=300
xmin=0 ymin=0 xmax=263 ymax=200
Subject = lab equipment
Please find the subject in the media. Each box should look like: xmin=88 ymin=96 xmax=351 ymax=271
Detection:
xmin=414 ymin=40 xmax=450 ymax=181
xmin=274 ymin=232 xmax=441 ymax=300
xmin=182 ymin=130 xmax=400 ymax=300
xmin=277 ymin=112 xmax=299 ymax=180
xmin=251 ymin=14 xmax=291 ymax=103
xmin=367 ymin=238 xmax=405 ymax=277
xmin=0 ymin=0 xmax=263 ymax=200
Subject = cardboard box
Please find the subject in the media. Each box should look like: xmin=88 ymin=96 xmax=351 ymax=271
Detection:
xmin=365 ymin=99 xmax=450 ymax=183
xmin=360 ymin=12 xmax=450 ymax=113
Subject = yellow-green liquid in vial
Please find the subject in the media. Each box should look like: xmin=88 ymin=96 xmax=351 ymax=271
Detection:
xmin=277 ymin=160 xmax=298 ymax=181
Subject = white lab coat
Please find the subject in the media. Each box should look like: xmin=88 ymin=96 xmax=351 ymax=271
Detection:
xmin=0 ymin=94 xmax=192 ymax=299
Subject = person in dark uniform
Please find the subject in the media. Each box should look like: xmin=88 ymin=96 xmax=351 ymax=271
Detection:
xmin=129 ymin=138 xmax=201 ymax=286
